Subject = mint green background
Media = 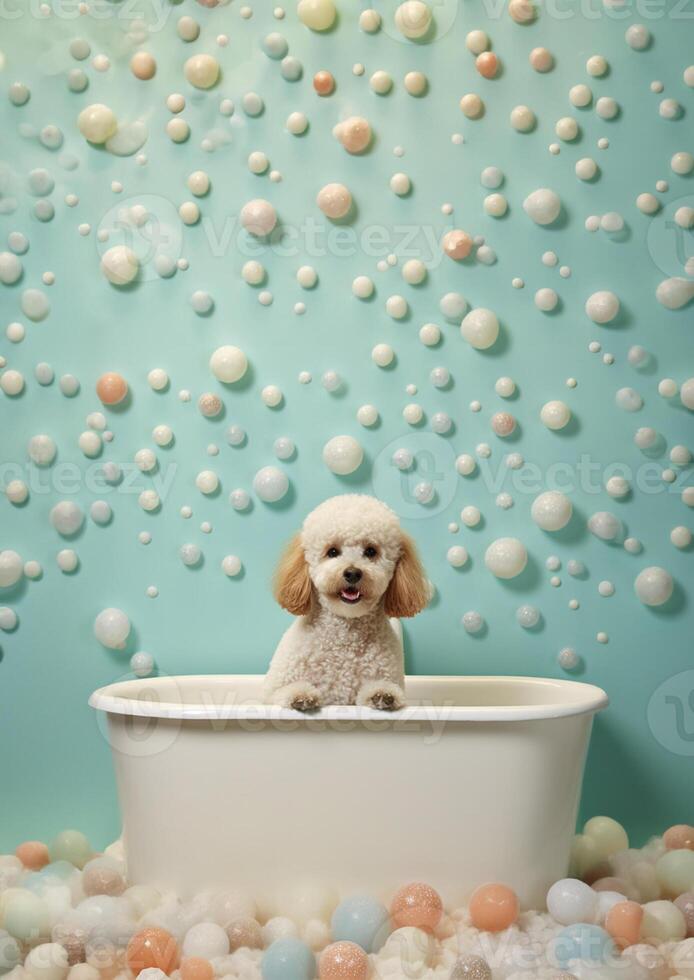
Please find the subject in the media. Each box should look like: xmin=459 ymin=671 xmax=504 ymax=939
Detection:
xmin=1 ymin=0 xmax=693 ymax=854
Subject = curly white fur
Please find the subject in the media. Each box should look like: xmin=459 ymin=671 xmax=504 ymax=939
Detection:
xmin=264 ymin=495 xmax=428 ymax=712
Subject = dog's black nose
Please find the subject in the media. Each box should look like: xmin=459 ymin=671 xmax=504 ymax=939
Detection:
xmin=343 ymin=567 xmax=362 ymax=585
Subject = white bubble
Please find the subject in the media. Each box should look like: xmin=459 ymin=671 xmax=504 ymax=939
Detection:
xmin=447 ymin=546 xmax=468 ymax=568
xmin=253 ymin=465 xmax=289 ymax=501
xmin=531 ymin=491 xmax=572 ymax=531
xmin=523 ymin=188 xmax=561 ymax=225
xmin=588 ymin=511 xmax=622 ymax=541
xmin=485 ymin=538 xmax=528 ymax=579
xmin=322 ymin=436 xmax=363 ymax=475
xmin=222 ymin=555 xmax=242 ymax=577
xmin=94 ymin=607 xmax=130 ymax=649
xmin=634 ymin=566 xmax=673 ymax=606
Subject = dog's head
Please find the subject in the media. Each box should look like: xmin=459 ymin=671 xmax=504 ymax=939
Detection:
xmin=274 ymin=495 xmax=429 ymax=620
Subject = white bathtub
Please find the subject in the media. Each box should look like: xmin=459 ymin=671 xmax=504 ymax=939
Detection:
xmin=90 ymin=674 xmax=608 ymax=911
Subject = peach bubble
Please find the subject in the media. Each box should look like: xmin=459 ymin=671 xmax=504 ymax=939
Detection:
xmin=476 ymin=52 xmax=498 ymax=78
xmin=181 ymin=958 xmax=213 ymax=980
xmin=664 ymin=825 xmax=694 ymax=850
xmin=338 ymin=117 xmax=371 ymax=154
xmin=313 ymin=70 xmax=335 ymax=96
xmin=391 ymin=882 xmax=443 ymax=931
xmin=15 ymin=840 xmax=50 ymax=869
xmin=130 ymin=52 xmax=156 ymax=80
xmin=226 ymin=918 xmax=263 ymax=951
xmin=442 ymin=229 xmax=473 ymax=260
xmin=96 ymin=372 xmax=128 ymax=406
xmin=319 ymin=941 xmax=369 ymax=980
xmin=491 ymin=412 xmax=516 ymax=437
xmin=468 ymin=884 xmax=519 ymax=933
xmin=126 ymin=928 xmax=180 ymax=976
xmin=605 ymin=901 xmax=643 ymax=949
xmin=529 ymin=47 xmax=553 ymax=72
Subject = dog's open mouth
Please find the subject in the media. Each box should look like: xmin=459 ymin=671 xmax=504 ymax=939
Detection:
xmin=339 ymin=587 xmax=362 ymax=604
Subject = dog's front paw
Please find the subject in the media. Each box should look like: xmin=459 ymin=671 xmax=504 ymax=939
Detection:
xmin=290 ymin=692 xmax=320 ymax=712
xmin=368 ymin=690 xmax=401 ymax=711
xmin=357 ymin=680 xmax=405 ymax=712
xmin=269 ymin=682 xmax=322 ymax=712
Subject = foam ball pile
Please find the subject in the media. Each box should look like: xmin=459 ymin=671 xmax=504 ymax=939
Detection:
xmin=3 ymin=817 xmax=694 ymax=979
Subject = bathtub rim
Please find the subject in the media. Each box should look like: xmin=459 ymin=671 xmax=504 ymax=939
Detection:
xmin=89 ymin=674 xmax=609 ymax=723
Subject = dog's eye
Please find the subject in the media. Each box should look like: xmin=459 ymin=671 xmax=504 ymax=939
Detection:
xmin=363 ymin=546 xmax=378 ymax=559
xmin=326 ymin=547 xmax=340 ymax=559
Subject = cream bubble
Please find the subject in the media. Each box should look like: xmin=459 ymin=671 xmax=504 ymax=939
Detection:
xmin=322 ymin=435 xmax=364 ymax=475
xmin=570 ymin=83 xmax=593 ymax=106
xmin=656 ymin=278 xmax=694 ymax=310
xmin=370 ymin=70 xmax=393 ymax=95
xmin=535 ymin=288 xmax=558 ymax=312
xmin=21 ymin=288 xmax=49 ymax=321
xmin=531 ymin=491 xmax=573 ymax=531
xmin=395 ymin=0 xmax=432 ymax=39
xmin=596 ymin=96 xmax=619 ymax=119
xmin=94 ymin=607 xmax=130 ymax=648
xmin=0 ymin=550 xmax=23 ymax=588
xmin=184 ymin=53 xmax=219 ymax=89
xmin=588 ymin=510 xmax=622 ymax=541
xmin=615 ymin=387 xmax=642 ymax=412
xmin=485 ymin=537 xmax=528 ymax=579
xmin=576 ymin=158 xmax=598 ymax=180
xmin=523 ymin=188 xmax=561 ymax=225
xmin=540 ymin=400 xmax=571 ymax=430
xmin=671 ymin=526 xmax=692 ymax=549
xmin=352 ymin=275 xmax=374 ymax=298
xmin=50 ymin=500 xmax=84 ymax=536
xmin=286 ymin=111 xmax=308 ymax=135
xmin=297 ymin=0 xmax=336 ymax=31
xmin=78 ymin=103 xmax=117 ymax=143
xmin=460 ymin=93 xmax=484 ymax=119
xmin=317 ymin=182 xmax=352 ymax=219
xmin=636 ymin=192 xmax=659 ymax=214
xmin=386 ymin=294 xmax=408 ymax=319
xmin=210 ymin=345 xmax=247 ymax=384
xmin=585 ymin=290 xmax=619 ymax=324
xmin=461 ymin=308 xmax=499 ymax=350
xmin=510 ymin=104 xmax=535 ymax=132
xmin=253 ymin=466 xmax=289 ymax=502
xmin=359 ymin=8 xmax=381 ymax=31
xmin=447 ymin=546 xmax=468 ymax=567
xmin=681 ymin=378 xmax=694 ymax=410
xmin=240 ymin=198 xmax=277 ymax=236
xmin=587 ymin=54 xmax=607 ymax=76
xmin=261 ymin=385 xmax=282 ymax=407
xmin=605 ymin=475 xmax=630 ymax=498
xmin=371 ymin=344 xmax=394 ymax=368
xmin=555 ymin=116 xmax=578 ymax=140
xmin=634 ymin=566 xmax=673 ymax=606
xmin=28 ymin=434 xmax=56 ymax=466
xmin=671 ymin=150 xmax=694 ymax=173
xmin=100 ymin=245 xmax=139 ymax=285
xmin=625 ymin=23 xmax=650 ymax=49
xmin=0 ymin=251 xmax=22 ymax=284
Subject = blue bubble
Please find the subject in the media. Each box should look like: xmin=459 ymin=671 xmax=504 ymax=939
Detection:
xmin=553 ymin=924 xmax=616 ymax=969
xmin=261 ymin=938 xmax=315 ymax=980
xmin=331 ymin=895 xmax=390 ymax=953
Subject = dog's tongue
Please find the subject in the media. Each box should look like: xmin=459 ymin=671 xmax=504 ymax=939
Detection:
xmin=340 ymin=587 xmax=361 ymax=602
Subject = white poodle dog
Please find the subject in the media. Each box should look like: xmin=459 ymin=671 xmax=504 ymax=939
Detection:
xmin=264 ymin=494 xmax=429 ymax=712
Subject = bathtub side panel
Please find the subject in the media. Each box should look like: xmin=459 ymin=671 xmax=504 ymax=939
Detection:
xmin=106 ymin=712 xmax=593 ymax=909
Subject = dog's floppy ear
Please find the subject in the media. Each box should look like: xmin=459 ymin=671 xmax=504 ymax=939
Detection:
xmin=274 ymin=534 xmax=313 ymax=615
xmin=384 ymin=532 xmax=429 ymax=618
